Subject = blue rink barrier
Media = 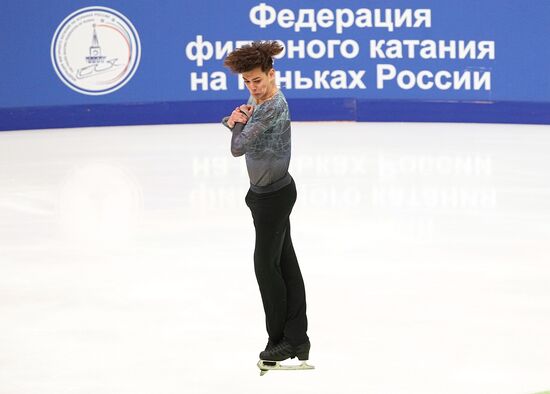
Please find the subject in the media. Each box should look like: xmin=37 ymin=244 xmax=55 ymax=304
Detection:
xmin=1 ymin=100 xmax=550 ymax=132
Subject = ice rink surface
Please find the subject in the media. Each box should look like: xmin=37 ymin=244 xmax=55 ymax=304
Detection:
xmin=0 ymin=121 xmax=549 ymax=394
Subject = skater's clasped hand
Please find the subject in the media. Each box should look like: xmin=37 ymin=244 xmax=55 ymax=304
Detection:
xmin=227 ymin=105 xmax=254 ymax=128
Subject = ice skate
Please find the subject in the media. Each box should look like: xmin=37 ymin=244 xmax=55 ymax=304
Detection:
xmin=257 ymin=339 xmax=314 ymax=376
xmin=257 ymin=359 xmax=315 ymax=376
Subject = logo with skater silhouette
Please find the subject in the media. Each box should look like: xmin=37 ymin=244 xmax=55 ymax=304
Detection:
xmin=51 ymin=6 xmax=141 ymax=95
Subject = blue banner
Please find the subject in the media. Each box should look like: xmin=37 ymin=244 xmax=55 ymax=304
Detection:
xmin=1 ymin=0 xmax=550 ymax=130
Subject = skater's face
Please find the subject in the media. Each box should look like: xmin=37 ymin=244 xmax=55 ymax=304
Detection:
xmin=242 ymin=67 xmax=276 ymax=103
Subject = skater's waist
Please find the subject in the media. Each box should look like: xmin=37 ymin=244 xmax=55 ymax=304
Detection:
xmin=249 ymin=172 xmax=292 ymax=194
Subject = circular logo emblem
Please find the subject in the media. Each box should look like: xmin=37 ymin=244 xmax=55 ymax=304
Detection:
xmin=51 ymin=6 xmax=141 ymax=95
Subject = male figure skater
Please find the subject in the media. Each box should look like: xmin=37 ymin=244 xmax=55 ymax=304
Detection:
xmin=221 ymin=41 xmax=311 ymax=370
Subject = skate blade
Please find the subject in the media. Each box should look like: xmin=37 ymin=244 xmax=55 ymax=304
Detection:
xmin=257 ymin=360 xmax=315 ymax=376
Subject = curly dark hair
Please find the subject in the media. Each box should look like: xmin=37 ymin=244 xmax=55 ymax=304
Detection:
xmin=223 ymin=41 xmax=284 ymax=74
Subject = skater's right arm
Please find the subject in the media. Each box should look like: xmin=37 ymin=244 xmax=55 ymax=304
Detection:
xmin=230 ymin=99 xmax=280 ymax=157
xmin=222 ymin=97 xmax=254 ymax=130
xmin=221 ymin=108 xmax=247 ymax=130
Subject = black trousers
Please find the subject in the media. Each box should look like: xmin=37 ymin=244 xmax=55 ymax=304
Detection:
xmin=245 ymin=177 xmax=309 ymax=347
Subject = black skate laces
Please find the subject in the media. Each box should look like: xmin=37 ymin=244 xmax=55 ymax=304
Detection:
xmin=270 ymin=340 xmax=293 ymax=353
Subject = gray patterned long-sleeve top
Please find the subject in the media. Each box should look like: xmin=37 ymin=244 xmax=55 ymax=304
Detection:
xmin=222 ymin=90 xmax=292 ymax=193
